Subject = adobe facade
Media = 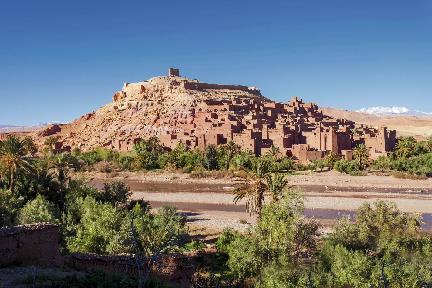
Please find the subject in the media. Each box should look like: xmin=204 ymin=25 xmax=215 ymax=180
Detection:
xmin=153 ymin=94 xmax=396 ymax=163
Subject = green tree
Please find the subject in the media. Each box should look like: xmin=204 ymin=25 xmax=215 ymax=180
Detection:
xmin=17 ymin=194 xmax=58 ymax=224
xmin=266 ymin=144 xmax=282 ymax=160
xmin=218 ymin=141 xmax=240 ymax=170
xmin=233 ymin=158 xmax=271 ymax=217
xmin=66 ymin=196 xmax=127 ymax=254
xmin=353 ymin=144 xmax=370 ymax=170
xmin=395 ymin=137 xmax=417 ymax=159
xmin=203 ymin=145 xmax=218 ymax=170
xmin=0 ymin=135 xmax=33 ymax=191
xmin=226 ymin=191 xmax=320 ymax=285
xmin=98 ymin=181 xmax=131 ymax=207
xmin=44 ymin=136 xmax=60 ymax=155
xmin=266 ymin=173 xmax=288 ymax=202
xmin=0 ymin=189 xmax=23 ymax=227
xmin=134 ymin=137 xmax=164 ymax=170
xmin=22 ymin=136 xmax=38 ymax=156
xmin=128 ymin=205 xmax=186 ymax=284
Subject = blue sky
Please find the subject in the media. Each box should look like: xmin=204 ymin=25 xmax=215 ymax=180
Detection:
xmin=1 ymin=0 xmax=431 ymax=125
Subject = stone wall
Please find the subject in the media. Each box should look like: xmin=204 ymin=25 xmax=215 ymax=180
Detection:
xmin=0 ymin=224 xmax=62 ymax=267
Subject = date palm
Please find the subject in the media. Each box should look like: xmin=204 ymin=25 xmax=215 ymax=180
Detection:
xmin=220 ymin=141 xmax=241 ymax=170
xmin=266 ymin=173 xmax=289 ymax=202
xmin=233 ymin=159 xmax=271 ymax=218
xmin=266 ymin=144 xmax=282 ymax=160
xmin=353 ymin=144 xmax=370 ymax=170
xmin=0 ymin=135 xmax=33 ymax=191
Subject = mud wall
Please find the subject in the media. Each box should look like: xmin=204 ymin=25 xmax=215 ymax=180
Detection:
xmin=0 ymin=224 xmax=62 ymax=267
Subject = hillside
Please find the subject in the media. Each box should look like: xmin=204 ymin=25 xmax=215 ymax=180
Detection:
xmin=322 ymin=107 xmax=432 ymax=139
xmin=32 ymin=72 xmax=265 ymax=152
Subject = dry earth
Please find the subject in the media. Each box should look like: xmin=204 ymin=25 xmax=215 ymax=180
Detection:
xmin=322 ymin=107 xmax=432 ymax=139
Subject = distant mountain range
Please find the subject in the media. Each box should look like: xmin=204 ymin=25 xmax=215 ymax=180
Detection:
xmin=356 ymin=106 xmax=432 ymax=117
xmin=322 ymin=107 xmax=432 ymax=139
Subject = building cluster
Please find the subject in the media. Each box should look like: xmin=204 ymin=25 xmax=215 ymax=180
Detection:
xmin=155 ymin=82 xmax=396 ymax=163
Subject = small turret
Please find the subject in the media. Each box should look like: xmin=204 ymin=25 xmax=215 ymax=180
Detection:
xmin=168 ymin=68 xmax=180 ymax=77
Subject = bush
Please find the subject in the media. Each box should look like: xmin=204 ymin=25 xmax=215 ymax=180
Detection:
xmin=79 ymin=150 xmax=102 ymax=166
xmin=334 ymin=159 xmax=362 ymax=174
xmin=276 ymin=157 xmax=295 ymax=171
xmin=371 ymin=155 xmax=393 ymax=171
xmin=128 ymin=204 xmax=187 ymax=258
xmin=18 ymin=194 xmax=58 ymax=224
xmin=0 ymin=189 xmax=23 ymax=227
xmin=181 ymin=240 xmax=206 ymax=252
xmin=114 ymin=154 xmax=137 ymax=171
xmin=215 ymin=228 xmax=240 ymax=254
xmin=313 ymin=201 xmax=432 ymax=287
xmin=98 ymin=181 xmax=131 ymax=207
xmin=202 ymin=145 xmax=219 ymax=170
xmin=134 ymin=137 xmax=164 ymax=170
xmin=66 ymin=196 xmax=127 ymax=254
xmin=233 ymin=151 xmax=255 ymax=171
xmin=225 ymin=191 xmax=320 ymax=282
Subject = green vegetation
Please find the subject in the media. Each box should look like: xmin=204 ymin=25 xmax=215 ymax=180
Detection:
xmin=2 ymin=134 xmax=432 ymax=287
xmin=216 ymin=194 xmax=432 ymax=287
xmin=371 ymin=136 xmax=432 ymax=177
xmin=0 ymin=135 xmax=189 ymax=286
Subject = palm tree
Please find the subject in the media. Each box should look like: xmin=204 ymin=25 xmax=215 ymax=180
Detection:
xmin=353 ymin=144 xmax=370 ymax=170
xmin=266 ymin=144 xmax=282 ymax=160
xmin=233 ymin=159 xmax=271 ymax=218
xmin=22 ymin=136 xmax=38 ymax=156
xmin=220 ymin=141 xmax=240 ymax=170
xmin=44 ymin=136 xmax=60 ymax=155
xmin=266 ymin=173 xmax=289 ymax=202
xmin=395 ymin=137 xmax=416 ymax=159
xmin=49 ymin=153 xmax=74 ymax=210
xmin=0 ymin=135 xmax=33 ymax=191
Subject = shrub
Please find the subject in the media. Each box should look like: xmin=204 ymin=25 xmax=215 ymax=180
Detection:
xmin=0 ymin=189 xmax=23 ymax=227
xmin=18 ymin=194 xmax=58 ymax=224
xmin=93 ymin=160 xmax=114 ymax=173
xmin=181 ymin=240 xmax=206 ymax=252
xmin=79 ymin=150 xmax=102 ymax=166
xmin=276 ymin=157 xmax=295 ymax=171
xmin=128 ymin=204 xmax=187 ymax=258
xmin=202 ymin=145 xmax=219 ymax=170
xmin=98 ymin=181 xmax=131 ymax=207
xmin=66 ymin=196 xmax=127 ymax=254
xmin=233 ymin=151 xmax=255 ymax=171
xmin=371 ymin=155 xmax=393 ymax=171
xmin=134 ymin=137 xmax=164 ymax=170
xmin=225 ymin=191 xmax=320 ymax=282
xmin=215 ymin=228 xmax=240 ymax=254
xmin=334 ymin=159 xmax=362 ymax=174
xmin=114 ymin=154 xmax=137 ymax=171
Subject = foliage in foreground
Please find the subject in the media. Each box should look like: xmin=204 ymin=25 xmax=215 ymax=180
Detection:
xmin=219 ymin=196 xmax=432 ymax=287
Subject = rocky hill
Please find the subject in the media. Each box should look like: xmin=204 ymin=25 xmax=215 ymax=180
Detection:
xmin=32 ymin=71 xmax=265 ymax=152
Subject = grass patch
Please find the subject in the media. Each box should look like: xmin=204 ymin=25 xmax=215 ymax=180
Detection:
xmin=392 ymin=171 xmax=428 ymax=180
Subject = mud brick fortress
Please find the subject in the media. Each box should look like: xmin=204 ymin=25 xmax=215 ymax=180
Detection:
xmin=27 ymin=69 xmax=396 ymax=163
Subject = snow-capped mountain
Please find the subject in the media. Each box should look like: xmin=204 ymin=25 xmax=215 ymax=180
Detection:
xmin=356 ymin=106 xmax=432 ymax=117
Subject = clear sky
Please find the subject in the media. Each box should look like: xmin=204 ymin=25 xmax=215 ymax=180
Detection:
xmin=1 ymin=0 xmax=431 ymax=125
